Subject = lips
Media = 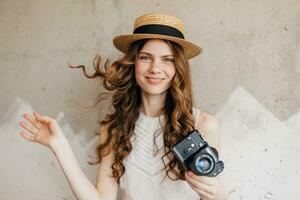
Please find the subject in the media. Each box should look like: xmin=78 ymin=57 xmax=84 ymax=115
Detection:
xmin=145 ymin=76 xmax=165 ymax=84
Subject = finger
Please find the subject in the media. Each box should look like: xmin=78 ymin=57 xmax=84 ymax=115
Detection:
xmin=187 ymin=171 xmax=215 ymax=185
xmin=20 ymin=131 xmax=36 ymax=142
xmin=33 ymin=112 xmax=45 ymax=123
xmin=23 ymin=113 xmax=42 ymax=129
xmin=19 ymin=121 xmax=39 ymax=134
xmin=33 ymin=112 xmax=42 ymax=121
xmin=188 ymin=182 xmax=213 ymax=200
xmin=33 ymin=112 xmax=46 ymax=127
xmin=34 ymin=113 xmax=53 ymax=124
xmin=185 ymin=172 xmax=212 ymax=194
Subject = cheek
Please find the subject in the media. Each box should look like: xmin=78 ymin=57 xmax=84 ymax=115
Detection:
xmin=135 ymin=64 xmax=143 ymax=77
xmin=135 ymin=63 xmax=145 ymax=83
xmin=165 ymin=67 xmax=176 ymax=87
xmin=167 ymin=66 xmax=176 ymax=79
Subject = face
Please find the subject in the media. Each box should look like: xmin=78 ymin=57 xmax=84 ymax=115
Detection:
xmin=135 ymin=39 xmax=176 ymax=96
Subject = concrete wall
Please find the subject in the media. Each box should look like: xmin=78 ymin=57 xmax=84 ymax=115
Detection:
xmin=0 ymin=0 xmax=299 ymax=199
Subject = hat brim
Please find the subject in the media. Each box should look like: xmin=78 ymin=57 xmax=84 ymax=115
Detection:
xmin=113 ymin=34 xmax=202 ymax=59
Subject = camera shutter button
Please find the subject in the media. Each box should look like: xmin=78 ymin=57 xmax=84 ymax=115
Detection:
xmin=184 ymin=144 xmax=195 ymax=154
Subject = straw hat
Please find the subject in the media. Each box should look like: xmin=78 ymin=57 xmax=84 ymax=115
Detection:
xmin=113 ymin=13 xmax=202 ymax=59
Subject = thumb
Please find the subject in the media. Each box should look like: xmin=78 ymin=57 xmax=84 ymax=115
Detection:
xmin=33 ymin=112 xmax=60 ymax=131
xmin=34 ymin=112 xmax=52 ymax=124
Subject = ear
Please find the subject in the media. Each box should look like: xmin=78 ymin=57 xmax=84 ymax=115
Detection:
xmin=195 ymin=111 xmax=221 ymax=153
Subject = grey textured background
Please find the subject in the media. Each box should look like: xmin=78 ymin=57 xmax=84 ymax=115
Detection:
xmin=0 ymin=0 xmax=299 ymax=199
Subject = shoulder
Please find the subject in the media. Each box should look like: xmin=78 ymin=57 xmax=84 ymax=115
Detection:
xmin=198 ymin=110 xmax=220 ymax=132
xmin=195 ymin=109 xmax=221 ymax=152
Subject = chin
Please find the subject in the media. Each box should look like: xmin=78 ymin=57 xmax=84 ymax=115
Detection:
xmin=140 ymin=87 xmax=169 ymax=96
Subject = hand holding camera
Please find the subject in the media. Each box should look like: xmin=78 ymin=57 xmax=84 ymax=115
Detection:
xmin=171 ymin=129 xmax=224 ymax=177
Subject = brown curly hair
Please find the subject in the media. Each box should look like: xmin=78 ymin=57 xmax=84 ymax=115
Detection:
xmin=69 ymin=39 xmax=196 ymax=184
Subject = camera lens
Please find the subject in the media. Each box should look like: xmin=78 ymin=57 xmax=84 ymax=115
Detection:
xmin=194 ymin=154 xmax=214 ymax=175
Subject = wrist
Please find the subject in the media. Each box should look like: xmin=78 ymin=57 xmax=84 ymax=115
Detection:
xmin=50 ymin=136 xmax=69 ymax=154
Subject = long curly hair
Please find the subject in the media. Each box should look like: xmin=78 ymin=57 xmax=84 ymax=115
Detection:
xmin=69 ymin=39 xmax=196 ymax=184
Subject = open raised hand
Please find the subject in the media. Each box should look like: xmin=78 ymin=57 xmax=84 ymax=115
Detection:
xmin=18 ymin=112 xmax=67 ymax=149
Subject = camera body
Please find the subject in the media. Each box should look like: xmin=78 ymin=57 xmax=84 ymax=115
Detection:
xmin=171 ymin=129 xmax=224 ymax=177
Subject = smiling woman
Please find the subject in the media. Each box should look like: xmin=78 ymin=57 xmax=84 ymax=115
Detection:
xmin=135 ymin=39 xmax=177 ymax=105
xmin=18 ymin=13 xmax=228 ymax=200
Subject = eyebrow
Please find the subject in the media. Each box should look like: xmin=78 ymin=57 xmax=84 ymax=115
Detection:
xmin=138 ymin=52 xmax=174 ymax=57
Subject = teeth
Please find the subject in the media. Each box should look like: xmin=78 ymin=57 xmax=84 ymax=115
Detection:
xmin=146 ymin=77 xmax=164 ymax=80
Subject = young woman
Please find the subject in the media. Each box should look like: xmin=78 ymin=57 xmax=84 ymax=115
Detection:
xmin=18 ymin=13 xmax=229 ymax=200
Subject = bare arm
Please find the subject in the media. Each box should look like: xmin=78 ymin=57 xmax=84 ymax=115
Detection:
xmin=18 ymin=112 xmax=118 ymax=200
xmin=184 ymin=110 xmax=229 ymax=200
xmin=51 ymin=138 xmax=103 ymax=200
xmin=95 ymin=125 xmax=119 ymax=200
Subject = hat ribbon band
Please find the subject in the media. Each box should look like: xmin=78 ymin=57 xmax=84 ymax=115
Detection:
xmin=133 ymin=24 xmax=185 ymax=39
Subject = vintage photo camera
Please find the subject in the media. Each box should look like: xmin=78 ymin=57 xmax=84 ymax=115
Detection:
xmin=171 ymin=130 xmax=224 ymax=177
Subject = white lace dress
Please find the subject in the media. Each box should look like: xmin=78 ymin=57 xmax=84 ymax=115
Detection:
xmin=118 ymin=108 xmax=201 ymax=200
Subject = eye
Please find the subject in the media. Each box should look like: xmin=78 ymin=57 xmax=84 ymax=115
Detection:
xmin=164 ymin=58 xmax=174 ymax=63
xmin=139 ymin=55 xmax=151 ymax=61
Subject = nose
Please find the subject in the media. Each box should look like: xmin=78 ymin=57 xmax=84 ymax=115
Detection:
xmin=149 ymin=59 xmax=162 ymax=74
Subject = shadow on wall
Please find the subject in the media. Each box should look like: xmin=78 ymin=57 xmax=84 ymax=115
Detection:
xmin=0 ymin=86 xmax=299 ymax=200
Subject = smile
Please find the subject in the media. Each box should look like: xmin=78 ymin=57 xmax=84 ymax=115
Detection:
xmin=145 ymin=76 xmax=166 ymax=84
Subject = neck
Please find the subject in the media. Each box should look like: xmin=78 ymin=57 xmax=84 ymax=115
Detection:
xmin=140 ymin=90 xmax=167 ymax=117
